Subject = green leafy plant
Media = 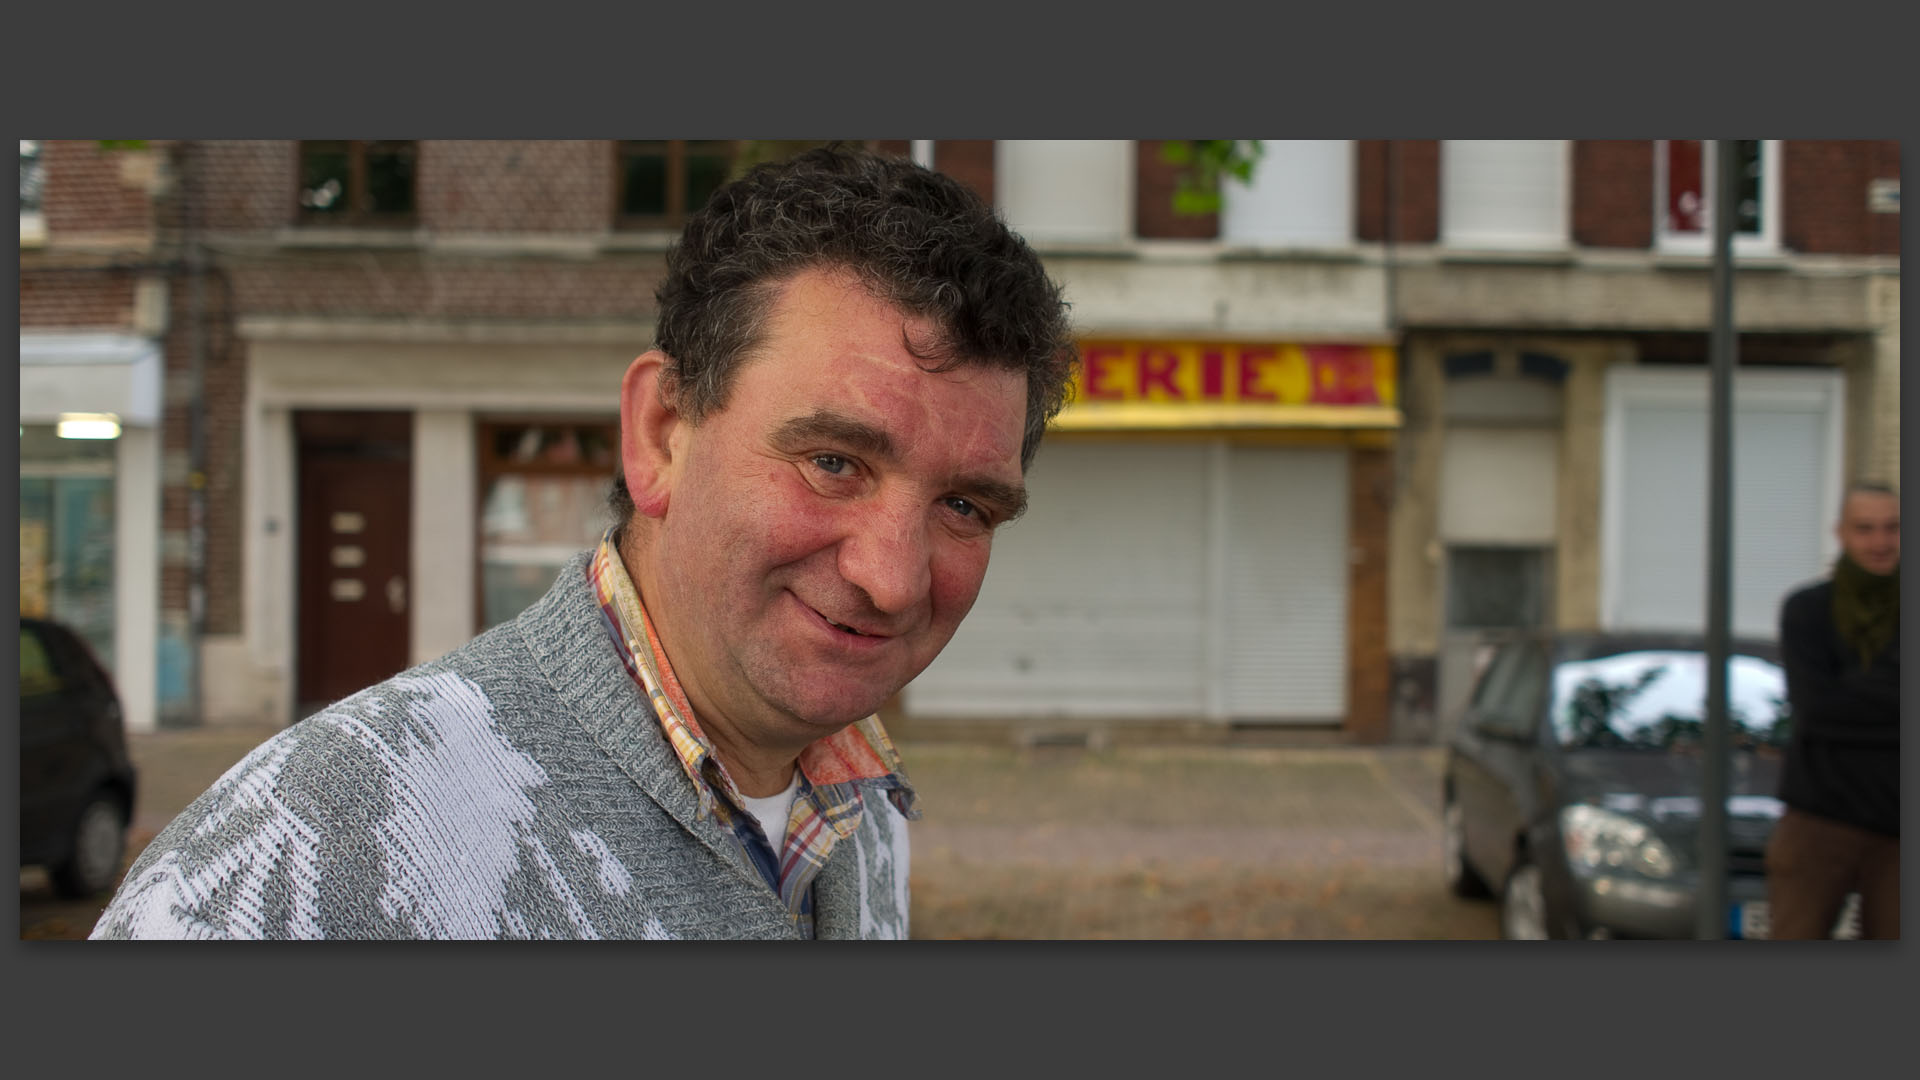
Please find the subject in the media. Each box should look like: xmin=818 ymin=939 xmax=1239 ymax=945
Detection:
xmin=1160 ymin=140 xmax=1265 ymax=215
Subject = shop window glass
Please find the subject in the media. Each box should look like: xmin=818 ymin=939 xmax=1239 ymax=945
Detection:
xmin=18 ymin=425 xmax=117 ymax=667
xmin=478 ymin=420 xmax=620 ymax=630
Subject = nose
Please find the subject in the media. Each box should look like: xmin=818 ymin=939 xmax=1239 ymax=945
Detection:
xmin=836 ymin=495 xmax=933 ymax=617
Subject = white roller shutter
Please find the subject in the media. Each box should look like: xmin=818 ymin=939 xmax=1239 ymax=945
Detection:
xmin=908 ymin=440 xmax=1354 ymax=724
xmin=1222 ymin=446 xmax=1348 ymax=720
xmin=1604 ymin=368 xmax=1844 ymax=639
xmin=1220 ymin=140 xmax=1353 ymax=248
xmin=906 ymin=442 xmax=1210 ymax=718
xmin=1441 ymin=140 xmax=1570 ymax=249
xmin=995 ymin=140 xmax=1134 ymax=246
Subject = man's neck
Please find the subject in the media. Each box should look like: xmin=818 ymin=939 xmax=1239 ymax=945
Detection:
xmin=617 ymin=525 xmax=806 ymax=799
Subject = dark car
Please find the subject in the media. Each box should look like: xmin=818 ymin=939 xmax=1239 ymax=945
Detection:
xmin=1441 ymin=630 xmax=1856 ymax=940
xmin=20 ymin=617 xmax=138 ymax=898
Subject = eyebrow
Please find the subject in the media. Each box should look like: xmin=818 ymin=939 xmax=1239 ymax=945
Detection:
xmin=773 ymin=409 xmax=896 ymax=461
xmin=772 ymin=408 xmax=1029 ymax=522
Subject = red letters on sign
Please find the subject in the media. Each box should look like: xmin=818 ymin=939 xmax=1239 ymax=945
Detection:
xmin=1306 ymin=345 xmax=1381 ymax=405
xmin=1082 ymin=344 xmax=1125 ymax=401
xmin=1237 ymin=346 xmax=1280 ymax=402
xmin=1200 ymin=349 xmax=1226 ymax=400
xmin=1137 ymin=347 xmax=1183 ymax=400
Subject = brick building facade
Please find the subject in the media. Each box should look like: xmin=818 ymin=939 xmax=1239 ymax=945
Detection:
xmin=20 ymin=140 xmax=1898 ymax=745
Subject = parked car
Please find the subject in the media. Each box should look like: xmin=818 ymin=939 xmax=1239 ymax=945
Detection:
xmin=20 ymin=616 xmax=138 ymax=898
xmin=1442 ymin=630 xmax=1857 ymax=940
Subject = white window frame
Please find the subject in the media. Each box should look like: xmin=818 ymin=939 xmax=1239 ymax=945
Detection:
xmin=1654 ymin=139 xmax=1782 ymax=256
xmin=1439 ymin=140 xmax=1572 ymax=251
xmin=1599 ymin=366 xmax=1845 ymax=635
xmin=20 ymin=139 xmax=46 ymax=246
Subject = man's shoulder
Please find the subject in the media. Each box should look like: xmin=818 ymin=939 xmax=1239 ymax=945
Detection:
xmin=1781 ymin=577 xmax=1834 ymax=620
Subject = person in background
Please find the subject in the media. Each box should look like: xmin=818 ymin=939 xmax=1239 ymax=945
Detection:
xmin=1766 ymin=483 xmax=1900 ymax=939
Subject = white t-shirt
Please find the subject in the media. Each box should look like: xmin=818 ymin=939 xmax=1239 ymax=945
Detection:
xmin=737 ymin=771 xmax=801 ymax=857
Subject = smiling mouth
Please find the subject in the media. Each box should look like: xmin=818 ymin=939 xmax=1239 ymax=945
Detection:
xmin=826 ymin=618 xmax=875 ymax=637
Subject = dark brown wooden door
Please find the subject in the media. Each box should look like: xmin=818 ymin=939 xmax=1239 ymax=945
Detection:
xmin=297 ymin=413 xmax=412 ymax=712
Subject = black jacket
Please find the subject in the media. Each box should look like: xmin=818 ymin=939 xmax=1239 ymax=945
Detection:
xmin=1776 ymin=579 xmax=1900 ymax=837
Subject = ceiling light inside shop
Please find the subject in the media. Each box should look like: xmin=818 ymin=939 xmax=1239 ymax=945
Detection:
xmin=57 ymin=413 xmax=122 ymax=440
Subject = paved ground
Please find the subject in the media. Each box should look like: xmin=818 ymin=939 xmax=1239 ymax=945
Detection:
xmin=20 ymin=726 xmax=1501 ymax=940
xmin=903 ymin=743 xmax=1500 ymax=939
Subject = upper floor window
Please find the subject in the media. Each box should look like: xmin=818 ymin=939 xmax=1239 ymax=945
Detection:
xmin=615 ymin=140 xmax=736 ymax=229
xmin=1220 ymin=140 xmax=1353 ymax=248
xmin=298 ymin=140 xmax=417 ymax=226
xmin=997 ymin=140 xmax=1134 ymax=246
xmin=1441 ymin=140 xmax=1570 ymax=250
xmin=20 ymin=139 xmax=46 ymax=244
xmin=1656 ymin=139 xmax=1779 ymax=255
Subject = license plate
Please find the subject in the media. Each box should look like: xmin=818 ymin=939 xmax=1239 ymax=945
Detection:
xmin=1730 ymin=900 xmax=1770 ymax=940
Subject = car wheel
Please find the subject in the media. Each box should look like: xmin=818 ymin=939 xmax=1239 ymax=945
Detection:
xmin=1501 ymin=858 xmax=1551 ymax=940
xmin=1443 ymin=795 xmax=1490 ymax=898
xmin=51 ymin=792 xmax=127 ymax=899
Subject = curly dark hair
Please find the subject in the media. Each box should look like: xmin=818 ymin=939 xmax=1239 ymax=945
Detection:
xmin=609 ymin=143 xmax=1077 ymax=525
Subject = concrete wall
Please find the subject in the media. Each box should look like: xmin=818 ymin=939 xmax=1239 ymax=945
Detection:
xmin=1044 ymin=252 xmax=1389 ymax=340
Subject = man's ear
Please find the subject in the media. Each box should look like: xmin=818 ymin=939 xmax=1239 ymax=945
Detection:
xmin=620 ymin=350 xmax=683 ymax=519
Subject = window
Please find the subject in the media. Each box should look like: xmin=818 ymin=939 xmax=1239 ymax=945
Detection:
xmin=1441 ymin=140 xmax=1569 ymax=250
xmin=1655 ymin=140 xmax=1779 ymax=255
xmin=997 ymin=141 xmax=1134 ymax=245
xmin=615 ymin=140 xmax=737 ymax=228
xmin=477 ymin=420 xmax=619 ymax=631
xmin=1447 ymin=547 xmax=1552 ymax=630
xmin=20 ymin=139 xmax=45 ymax=244
xmin=297 ymin=140 xmax=418 ymax=225
xmin=20 ymin=626 xmax=64 ymax=699
xmin=19 ymin=424 xmax=117 ymax=667
xmin=1220 ymin=140 xmax=1353 ymax=247
xmin=1550 ymin=650 xmax=1790 ymax=751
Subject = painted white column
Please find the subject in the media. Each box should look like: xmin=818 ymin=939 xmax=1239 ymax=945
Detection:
xmin=246 ymin=405 xmax=298 ymax=724
xmin=113 ymin=425 xmax=160 ymax=733
xmin=411 ymin=409 xmax=477 ymax=666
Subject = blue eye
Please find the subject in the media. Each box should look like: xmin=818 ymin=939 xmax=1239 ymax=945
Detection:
xmin=944 ymin=497 xmax=979 ymax=519
xmin=811 ymin=454 xmax=849 ymax=475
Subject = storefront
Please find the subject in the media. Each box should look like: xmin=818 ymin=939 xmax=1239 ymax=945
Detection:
xmin=18 ymin=333 xmax=164 ymax=732
xmin=906 ymin=338 xmax=1400 ymax=737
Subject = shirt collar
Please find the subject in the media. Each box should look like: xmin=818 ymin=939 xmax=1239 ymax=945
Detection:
xmin=587 ymin=528 xmax=918 ymax=822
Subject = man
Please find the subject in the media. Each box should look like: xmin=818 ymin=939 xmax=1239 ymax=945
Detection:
xmin=1765 ymin=483 xmax=1900 ymax=939
xmin=92 ymin=146 xmax=1077 ymax=940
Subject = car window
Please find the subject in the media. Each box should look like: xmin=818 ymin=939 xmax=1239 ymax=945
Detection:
xmin=1480 ymin=642 xmax=1547 ymax=739
xmin=1549 ymin=650 xmax=1790 ymax=750
xmin=1468 ymin=643 xmax=1523 ymax=713
xmin=20 ymin=626 xmax=65 ymax=698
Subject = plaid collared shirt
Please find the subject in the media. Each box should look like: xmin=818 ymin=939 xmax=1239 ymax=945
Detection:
xmin=587 ymin=530 xmax=918 ymax=939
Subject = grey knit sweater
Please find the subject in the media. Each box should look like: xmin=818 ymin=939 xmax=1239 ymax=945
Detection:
xmin=90 ymin=552 xmax=912 ymax=940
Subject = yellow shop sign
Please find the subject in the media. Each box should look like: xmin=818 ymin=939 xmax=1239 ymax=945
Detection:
xmin=1056 ymin=340 xmax=1400 ymax=430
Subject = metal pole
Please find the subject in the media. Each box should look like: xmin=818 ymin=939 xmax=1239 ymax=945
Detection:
xmin=1695 ymin=139 xmax=1739 ymax=939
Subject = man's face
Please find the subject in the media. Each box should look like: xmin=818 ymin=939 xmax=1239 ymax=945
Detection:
xmin=644 ymin=267 xmax=1029 ymax=743
xmin=1837 ymin=491 xmax=1900 ymax=576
